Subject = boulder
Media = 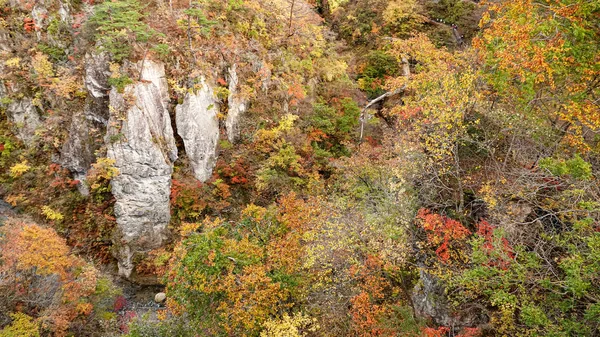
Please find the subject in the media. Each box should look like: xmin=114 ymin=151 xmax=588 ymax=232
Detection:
xmin=154 ymin=292 xmax=166 ymax=303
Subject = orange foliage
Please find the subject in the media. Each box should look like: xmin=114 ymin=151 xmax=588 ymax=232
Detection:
xmin=0 ymin=221 xmax=99 ymax=336
xmin=23 ymin=17 xmax=35 ymax=32
xmin=349 ymin=255 xmax=395 ymax=337
xmin=269 ymin=192 xmax=323 ymax=273
xmin=422 ymin=326 xmax=481 ymax=337
xmin=422 ymin=327 xmax=449 ymax=337
xmin=417 ymin=209 xmax=470 ymax=262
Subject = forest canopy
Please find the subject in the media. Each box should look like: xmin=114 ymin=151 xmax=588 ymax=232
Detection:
xmin=0 ymin=0 xmax=599 ymax=336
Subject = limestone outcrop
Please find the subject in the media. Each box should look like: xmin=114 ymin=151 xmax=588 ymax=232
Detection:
xmin=60 ymin=52 xmax=111 ymax=195
xmin=225 ymin=64 xmax=248 ymax=143
xmin=175 ymin=80 xmax=220 ymax=182
xmin=106 ymin=61 xmax=177 ymax=278
xmin=5 ymin=98 xmax=42 ymax=145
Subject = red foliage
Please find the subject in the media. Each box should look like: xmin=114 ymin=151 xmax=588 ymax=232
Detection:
xmin=476 ymin=220 xmax=514 ymax=269
xmin=398 ymin=106 xmax=423 ymax=121
xmin=119 ymin=311 xmax=136 ymax=333
xmin=170 ymin=178 xmax=207 ymax=219
xmin=422 ymin=327 xmax=449 ymax=337
xmin=23 ymin=17 xmax=35 ymax=32
xmin=47 ymin=164 xmax=80 ymax=190
xmin=215 ymin=158 xmax=250 ymax=186
xmin=113 ymin=295 xmax=127 ymax=312
xmin=417 ymin=209 xmax=470 ymax=262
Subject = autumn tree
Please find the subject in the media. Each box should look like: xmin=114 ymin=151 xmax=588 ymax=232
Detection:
xmin=476 ymin=0 xmax=600 ymax=152
xmin=0 ymin=220 xmax=120 ymax=336
xmin=164 ymin=193 xmax=324 ymax=336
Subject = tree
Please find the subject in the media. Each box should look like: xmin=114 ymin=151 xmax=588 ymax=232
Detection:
xmin=88 ymin=0 xmax=160 ymax=61
xmin=475 ymin=0 xmax=600 ymax=152
xmin=164 ymin=193 xmax=324 ymax=336
xmin=0 ymin=220 xmax=118 ymax=336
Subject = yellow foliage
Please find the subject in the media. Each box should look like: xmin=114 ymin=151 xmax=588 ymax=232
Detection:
xmin=260 ymin=312 xmax=318 ymax=337
xmin=5 ymin=57 xmax=21 ymax=68
xmin=108 ymin=63 xmax=122 ymax=79
xmin=31 ymin=52 xmax=54 ymax=84
xmin=479 ymin=182 xmax=498 ymax=210
xmin=88 ymin=157 xmax=119 ymax=192
xmin=255 ymin=114 xmax=299 ymax=150
xmin=179 ymin=222 xmax=202 ymax=237
xmin=8 ymin=223 xmax=71 ymax=277
xmin=10 ymin=161 xmax=31 ymax=178
xmin=383 ymin=0 xmax=426 ymax=31
xmin=242 ymin=204 xmax=268 ymax=222
xmin=0 ymin=313 xmax=40 ymax=337
xmin=0 ymin=221 xmax=102 ymax=335
xmin=50 ymin=69 xmax=81 ymax=99
xmin=41 ymin=205 xmax=64 ymax=222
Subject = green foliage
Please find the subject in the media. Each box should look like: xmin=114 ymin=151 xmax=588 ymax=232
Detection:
xmin=447 ymin=219 xmax=600 ymax=336
xmin=183 ymin=2 xmax=217 ymax=37
xmin=152 ymin=44 xmax=170 ymax=59
xmin=256 ymin=141 xmax=306 ymax=192
xmin=125 ymin=316 xmax=196 ymax=337
xmin=333 ymin=0 xmax=424 ymax=46
xmin=426 ymin=0 xmax=475 ymax=25
xmin=357 ymin=50 xmax=399 ymax=98
xmin=539 ymin=155 xmax=593 ymax=180
xmin=165 ymin=219 xmax=288 ymax=335
xmin=37 ymin=44 xmax=66 ymax=63
xmin=363 ymin=50 xmax=400 ymax=79
xmin=107 ymin=74 xmax=133 ymax=93
xmin=88 ymin=0 xmax=160 ymax=61
xmin=309 ymin=98 xmax=360 ymax=157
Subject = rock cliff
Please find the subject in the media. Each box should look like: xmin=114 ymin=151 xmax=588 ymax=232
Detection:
xmin=175 ymin=79 xmax=220 ymax=182
xmin=105 ymin=61 xmax=177 ymax=278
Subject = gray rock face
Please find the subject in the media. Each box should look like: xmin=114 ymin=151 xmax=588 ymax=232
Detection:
xmin=0 ymin=29 xmax=12 ymax=52
xmin=106 ymin=64 xmax=177 ymax=278
xmin=412 ymin=269 xmax=486 ymax=328
xmin=1 ymin=81 xmax=41 ymax=144
xmin=60 ymin=113 xmax=94 ymax=195
xmin=58 ymin=0 xmax=70 ymax=23
xmin=31 ymin=5 xmax=48 ymax=40
xmin=5 ymin=99 xmax=42 ymax=144
xmin=226 ymin=64 xmax=248 ymax=143
xmin=139 ymin=60 xmax=169 ymax=107
xmin=85 ymin=52 xmax=111 ymax=100
xmin=60 ymin=52 xmax=110 ymax=195
xmin=175 ymin=80 xmax=220 ymax=182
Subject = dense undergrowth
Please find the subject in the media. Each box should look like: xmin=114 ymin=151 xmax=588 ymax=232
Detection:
xmin=1 ymin=0 xmax=599 ymax=336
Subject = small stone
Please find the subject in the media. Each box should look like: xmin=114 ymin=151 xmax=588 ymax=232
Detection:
xmin=154 ymin=292 xmax=166 ymax=303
